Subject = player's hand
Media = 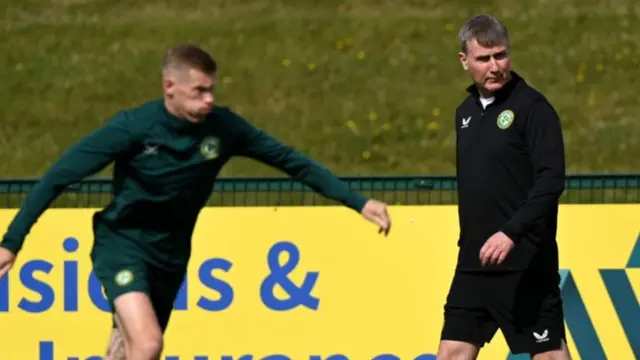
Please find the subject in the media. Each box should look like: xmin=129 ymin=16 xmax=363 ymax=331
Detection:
xmin=361 ymin=199 xmax=391 ymax=236
xmin=479 ymin=232 xmax=514 ymax=266
xmin=0 ymin=247 xmax=16 ymax=279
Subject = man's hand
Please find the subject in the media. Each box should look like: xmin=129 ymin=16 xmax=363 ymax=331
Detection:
xmin=479 ymin=232 xmax=514 ymax=266
xmin=361 ymin=200 xmax=391 ymax=236
xmin=0 ymin=247 xmax=16 ymax=279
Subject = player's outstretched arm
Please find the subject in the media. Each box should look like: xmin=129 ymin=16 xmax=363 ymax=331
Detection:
xmin=0 ymin=112 xmax=141 ymax=272
xmin=229 ymin=111 xmax=391 ymax=235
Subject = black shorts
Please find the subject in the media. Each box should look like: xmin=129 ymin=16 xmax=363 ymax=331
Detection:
xmin=440 ymin=269 xmax=565 ymax=355
xmin=92 ymin=252 xmax=186 ymax=333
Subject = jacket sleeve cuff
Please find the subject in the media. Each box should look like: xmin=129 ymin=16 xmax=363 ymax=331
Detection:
xmin=347 ymin=193 xmax=368 ymax=213
xmin=0 ymin=235 xmax=22 ymax=255
xmin=501 ymin=222 xmax=523 ymax=244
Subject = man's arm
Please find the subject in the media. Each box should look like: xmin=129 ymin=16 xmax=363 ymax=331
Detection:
xmin=1 ymin=112 xmax=140 ymax=254
xmin=501 ymin=99 xmax=566 ymax=243
xmin=233 ymin=116 xmax=368 ymax=212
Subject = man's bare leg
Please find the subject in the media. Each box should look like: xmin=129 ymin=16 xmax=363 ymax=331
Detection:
xmin=532 ymin=340 xmax=573 ymax=360
xmin=104 ymin=315 xmax=128 ymax=360
xmin=112 ymin=292 xmax=164 ymax=360
xmin=437 ymin=340 xmax=481 ymax=360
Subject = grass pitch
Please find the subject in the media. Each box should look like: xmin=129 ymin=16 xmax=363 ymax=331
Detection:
xmin=2 ymin=0 xmax=639 ymax=178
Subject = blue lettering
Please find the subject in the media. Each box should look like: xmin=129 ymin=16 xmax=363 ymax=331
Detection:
xmin=174 ymin=278 xmax=188 ymax=310
xmin=0 ymin=236 xmax=239 ymax=313
xmin=39 ymin=341 xmax=53 ymax=360
xmin=196 ymin=258 xmax=234 ymax=311
xmin=260 ymin=241 xmax=319 ymax=311
xmin=63 ymin=238 xmax=79 ymax=311
xmin=0 ymin=237 xmax=102 ymax=313
xmin=88 ymin=271 xmax=110 ymax=312
xmin=0 ymin=272 xmax=8 ymax=311
xmin=0 ymin=238 xmax=322 ymax=313
xmin=372 ymin=355 xmax=399 ymax=360
xmin=38 ymin=343 xmax=437 ymax=360
xmin=19 ymin=260 xmax=54 ymax=313
xmin=218 ymin=357 xmax=290 ymax=360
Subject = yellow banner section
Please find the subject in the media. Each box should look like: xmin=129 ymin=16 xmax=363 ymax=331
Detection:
xmin=0 ymin=205 xmax=638 ymax=360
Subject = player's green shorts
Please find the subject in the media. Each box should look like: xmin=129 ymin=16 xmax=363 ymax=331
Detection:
xmin=91 ymin=252 xmax=186 ymax=332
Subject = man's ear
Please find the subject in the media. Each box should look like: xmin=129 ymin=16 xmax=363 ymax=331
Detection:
xmin=458 ymin=52 xmax=468 ymax=70
xmin=163 ymin=77 xmax=175 ymax=96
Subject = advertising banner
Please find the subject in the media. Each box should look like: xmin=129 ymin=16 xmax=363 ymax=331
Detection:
xmin=0 ymin=205 xmax=638 ymax=360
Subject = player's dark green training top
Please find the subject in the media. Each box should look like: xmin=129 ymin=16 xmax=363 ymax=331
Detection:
xmin=0 ymin=100 xmax=368 ymax=270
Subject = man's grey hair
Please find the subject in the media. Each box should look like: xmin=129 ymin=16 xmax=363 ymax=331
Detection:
xmin=458 ymin=14 xmax=509 ymax=54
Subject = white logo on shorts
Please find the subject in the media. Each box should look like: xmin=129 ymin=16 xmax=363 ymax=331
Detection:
xmin=533 ymin=329 xmax=549 ymax=343
xmin=115 ymin=269 xmax=134 ymax=286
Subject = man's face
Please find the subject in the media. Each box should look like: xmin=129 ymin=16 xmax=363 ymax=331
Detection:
xmin=459 ymin=38 xmax=511 ymax=95
xmin=164 ymin=68 xmax=215 ymax=120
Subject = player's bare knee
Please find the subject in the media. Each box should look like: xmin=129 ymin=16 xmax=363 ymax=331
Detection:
xmin=532 ymin=352 xmax=569 ymax=360
xmin=531 ymin=340 xmax=572 ymax=360
xmin=130 ymin=334 xmax=163 ymax=360
xmin=437 ymin=340 xmax=479 ymax=360
xmin=531 ymin=349 xmax=571 ymax=360
xmin=112 ymin=292 xmax=164 ymax=359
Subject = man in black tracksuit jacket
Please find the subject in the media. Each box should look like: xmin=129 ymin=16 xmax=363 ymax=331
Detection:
xmin=437 ymin=15 xmax=572 ymax=360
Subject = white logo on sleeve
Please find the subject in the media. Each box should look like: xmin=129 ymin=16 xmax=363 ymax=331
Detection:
xmin=533 ymin=329 xmax=549 ymax=343
xmin=143 ymin=145 xmax=159 ymax=155
xmin=461 ymin=116 xmax=471 ymax=129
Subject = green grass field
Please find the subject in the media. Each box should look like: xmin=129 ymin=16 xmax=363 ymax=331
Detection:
xmin=2 ymin=0 xmax=639 ymax=178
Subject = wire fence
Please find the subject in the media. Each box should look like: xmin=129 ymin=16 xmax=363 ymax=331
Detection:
xmin=0 ymin=174 xmax=638 ymax=209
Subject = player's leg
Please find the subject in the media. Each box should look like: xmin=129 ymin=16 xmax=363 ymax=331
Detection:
xmin=437 ymin=339 xmax=481 ymax=360
xmin=531 ymin=340 xmax=572 ymax=360
xmin=437 ymin=271 xmax=497 ymax=360
xmin=93 ymin=255 xmax=164 ymax=360
xmin=108 ymin=267 xmax=185 ymax=359
xmin=104 ymin=315 xmax=127 ymax=360
xmin=113 ymin=291 xmax=164 ymax=359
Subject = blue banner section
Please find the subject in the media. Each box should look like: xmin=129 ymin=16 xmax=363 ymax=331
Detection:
xmin=0 ymin=207 xmax=637 ymax=360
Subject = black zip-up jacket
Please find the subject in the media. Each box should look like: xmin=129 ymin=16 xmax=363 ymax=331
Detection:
xmin=455 ymin=71 xmax=566 ymax=272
